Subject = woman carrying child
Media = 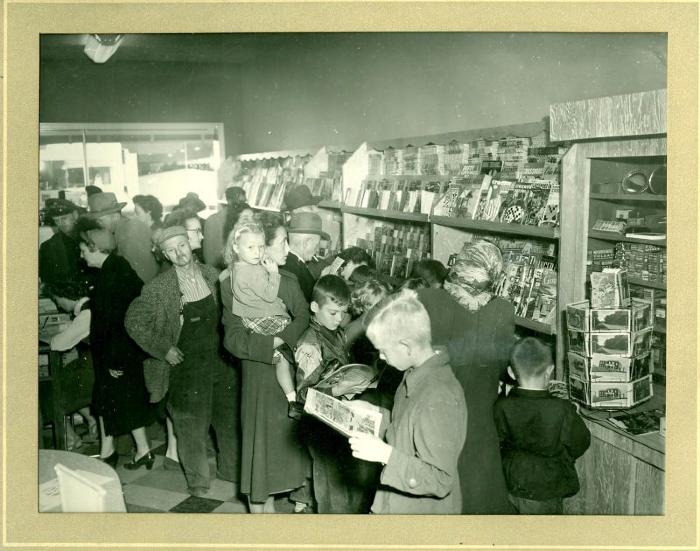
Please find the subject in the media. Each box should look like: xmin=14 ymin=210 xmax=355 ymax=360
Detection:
xmin=221 ymin=212 xmax=311 ymax=514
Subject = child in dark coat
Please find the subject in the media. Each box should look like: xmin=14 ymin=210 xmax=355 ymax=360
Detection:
xmin=494 ymin=337 xmax=591 ymax=514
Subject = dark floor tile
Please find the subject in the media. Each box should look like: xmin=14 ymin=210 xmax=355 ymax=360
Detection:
xmin=170 ymin=496 xmax=224 ymax=513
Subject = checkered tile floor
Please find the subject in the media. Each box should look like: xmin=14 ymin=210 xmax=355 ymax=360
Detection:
xmin=48 ymin=421 xmax=296 ymax=513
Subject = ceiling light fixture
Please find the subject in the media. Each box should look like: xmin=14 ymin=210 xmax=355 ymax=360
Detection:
xmin=83 ymin=34 xmax=124 ymax=64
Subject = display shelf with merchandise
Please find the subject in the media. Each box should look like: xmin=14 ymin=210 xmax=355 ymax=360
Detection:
xmin=342 ymin=206 xmax=429 ymax=224
xmin=431 ymin=215 xmax=559 ymax=240
xmin=589 ymin=193 xmax=666 ymax=203
xmin=552 ymin=89 xmax=666 ymax=515
xmin=588 ymin=231 xmax=666 ymax=247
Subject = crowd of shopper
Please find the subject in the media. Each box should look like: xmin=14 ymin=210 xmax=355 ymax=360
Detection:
xmin=40 ymin=183 xmax=589 ymax=515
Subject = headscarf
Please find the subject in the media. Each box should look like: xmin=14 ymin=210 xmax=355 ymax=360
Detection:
xmin=444 ymin=240 xmax=503 ymax=311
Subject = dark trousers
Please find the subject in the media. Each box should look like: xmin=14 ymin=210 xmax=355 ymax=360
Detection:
xmin=168 ymin=294 xmax=240 ymax=491
xmin=303 ymin=419 xmax=377 ymax=513
xmin=168 ymin=353 xmax=240 ymax=489
xmin=509 ymin=494 xmax=564 ymax=515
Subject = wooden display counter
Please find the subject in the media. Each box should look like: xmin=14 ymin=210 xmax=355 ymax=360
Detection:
xmin=564 ymin=389 xmax=665 ymax=515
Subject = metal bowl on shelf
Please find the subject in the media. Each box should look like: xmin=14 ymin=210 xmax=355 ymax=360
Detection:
xmin=648 ymin=165 xmax=667 ymax=195
xmin=620 ymin=170 xmax=649 ymax=194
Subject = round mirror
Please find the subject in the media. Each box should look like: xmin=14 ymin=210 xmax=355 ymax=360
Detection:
xmin=621 ymin=170 xmax=649 ymax=194
xmin=648 ymin=165 xmax=667 ymax=195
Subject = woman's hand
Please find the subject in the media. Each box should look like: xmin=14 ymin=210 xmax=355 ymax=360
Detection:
xmin=348 ymin=433 xmax=393 ymax=464
xmin=108 ymin=369 xmax=124 ymax=379
xmin=165 ymin=346 xmax=184 ymax=366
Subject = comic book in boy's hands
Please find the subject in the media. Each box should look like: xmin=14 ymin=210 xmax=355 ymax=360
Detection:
xmin=314 ymin=362 xmax=380 ymax=398
xmin=304 ymin=388 xmax=384 ymax=438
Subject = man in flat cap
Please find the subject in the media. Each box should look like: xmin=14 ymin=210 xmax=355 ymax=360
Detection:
xmin=283 ymin=212 xmax=330 ymax=303
xmin=39 ymin=198 xmax=91 ymax=312
xmin=125 ymin=226 xmax=239 ymax=498
xmin=88 ymin=192 xmax=158 ymax=284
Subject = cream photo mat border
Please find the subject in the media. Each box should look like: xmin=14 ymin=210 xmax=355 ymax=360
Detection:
xmin=3 ymin=1 xmax=698 ymax=549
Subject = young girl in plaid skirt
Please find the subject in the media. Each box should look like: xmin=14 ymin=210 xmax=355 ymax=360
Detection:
xmin=228 ymin=220 xmax=296 ymax=405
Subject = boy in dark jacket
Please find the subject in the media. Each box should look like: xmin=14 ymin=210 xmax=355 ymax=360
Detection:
xmin=494 ymin=337 xmax=591 ymax=514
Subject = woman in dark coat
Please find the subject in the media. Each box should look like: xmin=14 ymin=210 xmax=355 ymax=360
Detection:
xmin=416 ymin=240 xmax=516 ymax=514
xmin=77 ymin=218 xmax=155 ymax=468
xmin=221 ymin=212 xmax=311 ymax=513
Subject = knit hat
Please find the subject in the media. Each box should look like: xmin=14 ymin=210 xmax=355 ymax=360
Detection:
xmin=154 ymin=225 xmax=188 ymax=248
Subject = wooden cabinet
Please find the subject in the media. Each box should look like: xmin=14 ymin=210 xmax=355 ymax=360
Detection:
xmin=552 ymin=89 xmax=667 ymax=514
xmin=564 ymin=418 xmax=664 ymax=515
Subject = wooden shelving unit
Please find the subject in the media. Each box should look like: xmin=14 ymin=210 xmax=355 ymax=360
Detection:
xmin=515 ymin=316 xmax=556 ymax=335
xmin=552 ymin=88 xmax=667 ymax=515
xmin=553 ymin=89 xmax=667 ymax=380
xmin=318 ymin=200 xmax=341 ymax=210
xmin=340 ymin=122 xmax=561 ymax=340
xmin=431 ymin=215 xmax=559 ymax=240
xmin=375 ymin=174 xmax=453 ymax=182
xmin=627 ymin=277 xmax=667 ymax=291
xmin=342 ymin=206 xmax=429 ymax=224
xmin=588 ymin=230 xmax=666 ymax=247
xmin=589 ymin=193 xmax=666 ymax=202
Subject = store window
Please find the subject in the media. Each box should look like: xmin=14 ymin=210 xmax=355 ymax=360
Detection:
xmin=39 ymin=123 xmax=224 ymax=218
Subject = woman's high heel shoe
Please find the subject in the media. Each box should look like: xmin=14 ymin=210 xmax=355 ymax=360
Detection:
xmin=123 ymin=451 xmax=155 ymax=471
xmin=101 ymin=450 xmax=119 ymax=469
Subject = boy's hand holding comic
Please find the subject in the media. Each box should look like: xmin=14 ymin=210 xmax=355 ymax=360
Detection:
xmin=348 ymin=433 xmax=393 ymax=465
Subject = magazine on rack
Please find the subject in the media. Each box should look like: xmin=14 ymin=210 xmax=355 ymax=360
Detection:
xmin=304 ymin=388 xmax=385 ymax=438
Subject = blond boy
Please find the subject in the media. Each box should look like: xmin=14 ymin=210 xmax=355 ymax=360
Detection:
xmin=349 ymin=289 xmax=467 ymax=514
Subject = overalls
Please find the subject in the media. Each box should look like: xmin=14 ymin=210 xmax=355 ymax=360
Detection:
xmin=167 ymin=294 xmax=240 ymax=491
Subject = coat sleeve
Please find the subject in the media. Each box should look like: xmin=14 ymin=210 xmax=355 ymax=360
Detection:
xmin=125 ymin=280 xmax=172 ymax=361
xmin=116 ymin=219 xmax=159 ymax=284
xmin=276 ymin=274 xmax=310 ymax=349
xmin=562 ymin=405 xmax=592 ymax=460
xmin=221 ymin=275 xmax=275 ymax=364
xmin=105 ymin=261 xmax=144 ymax=367
xmin=492 ymin=399 xmax=512 ymax=450
xmin=381 ymin=388 xmax=467 ymax=498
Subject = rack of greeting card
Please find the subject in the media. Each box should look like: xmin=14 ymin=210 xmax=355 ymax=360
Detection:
xmin=565 ymin=268 xmax=654 ymax=409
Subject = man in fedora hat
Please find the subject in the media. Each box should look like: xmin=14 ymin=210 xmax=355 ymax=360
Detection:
xmin=282 ymin=184 xmax=321 ymax=219
xmin=88 ymin=192 xmax=158 ymax=284
xmin=283 ymin=212 xmax=330 ymax=303
xmin=125 ymin=226 xmax=240 ymax=497
xmin=39 ymin=198 xmax=91 ymax=311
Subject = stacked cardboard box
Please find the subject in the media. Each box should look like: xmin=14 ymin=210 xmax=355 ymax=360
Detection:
xmin=614 ymin=243 xmax=667 ymax=284
xmin=566 ymin=292 xmax=654 ymax=409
